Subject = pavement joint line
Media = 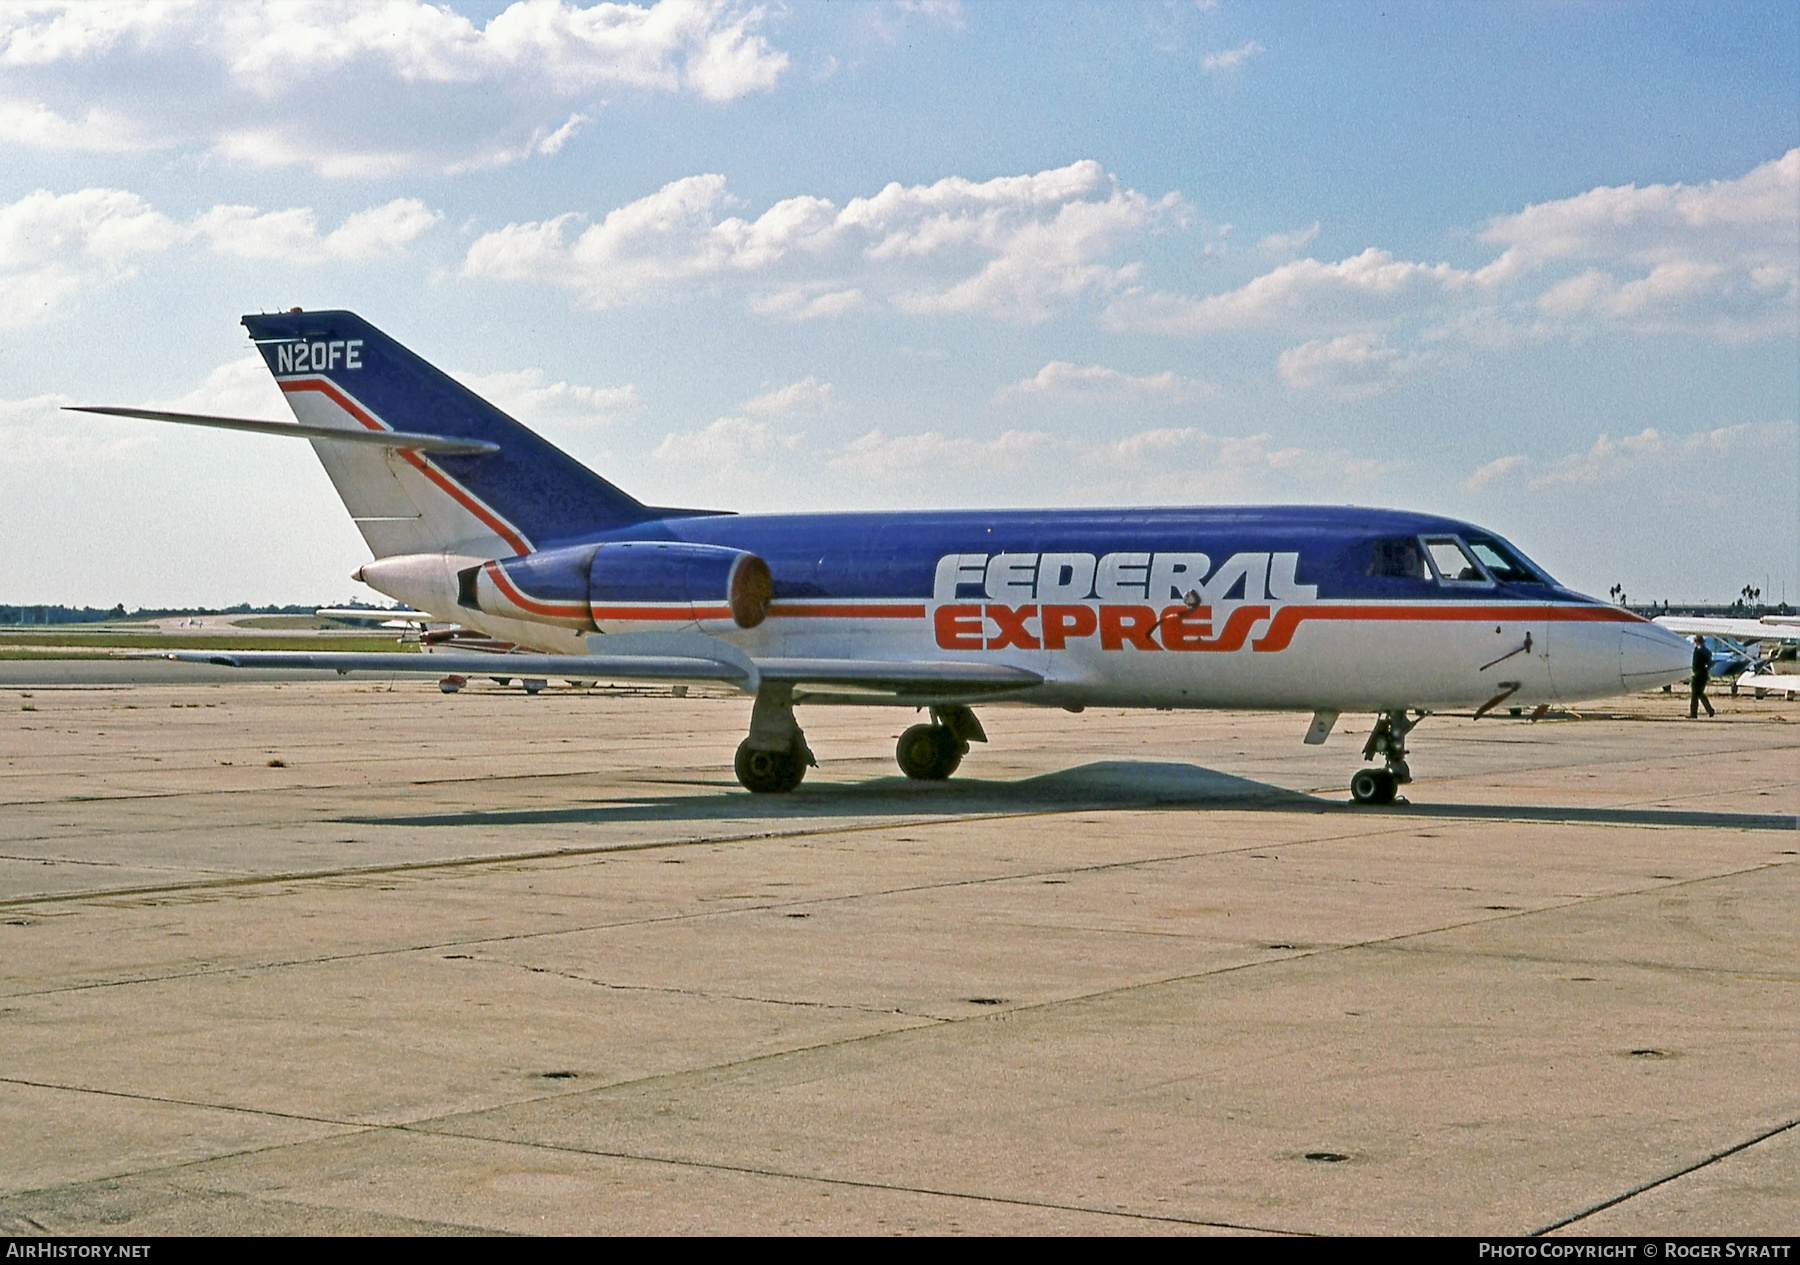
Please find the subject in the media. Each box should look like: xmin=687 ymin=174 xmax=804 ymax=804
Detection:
xmin=0 ymin=1130 xmax=422 ymax=1217
xmin=0 ymin=1064 xmax=1277 ymax=1235
xmin=5 ymin=815 xmax=1764 ymax=1003
xmin=0 ymin=808 xmax=1057 ymax=910
xmin=382 ymin=870 xmax=1768 ymax=1133
xmin=147 ymin=1185 xmax=504 ymax=1237
xmin=393 ymin=1124 xmax=1304 ymax=1235
xmin=0 ymin=853 xmax=245 ymax=878
xmin=928 ymin=856 xmax=1800 ymax=1027
xmin=501 ymin=958 xmax=954 ymax=1023
xmin=0 ymin=795 xmax=1420 ymax=916
xmin=0 ymin=763 xmax=748 ymax=809
xmin=0 ymin=818 xmax=1430 ymax=999
xmin=1527 ymin=1114 xmax=1800 ymax=1236
xmin=10 ymin=720 xmax=1790 ymax=811
xmin=0 ymin=1073 xmax=375 ymax=1133
xmin=4 ymin=1010 xmax=1258 ymax=1235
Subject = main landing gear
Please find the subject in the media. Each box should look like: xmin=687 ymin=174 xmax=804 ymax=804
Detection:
xmin=734 ymin=683 xmax=815 ymax=794
xmin=1350 ymin=709 xmax=1421 ymax=805
xmin=897 ymin=705 xmax=986 ymax=782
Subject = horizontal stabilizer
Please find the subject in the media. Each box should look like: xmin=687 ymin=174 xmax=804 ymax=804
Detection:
xmin=64 ymin=407 xmax=500 ymax=456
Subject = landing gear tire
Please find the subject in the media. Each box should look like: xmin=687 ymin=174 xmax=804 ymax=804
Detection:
xmin=896 ymin=724 xmax=966 ymax=781
xmin=1350 ymin=767 xmax=1397 ymax=805
xmin=735 ymin=738 xmax=808 ymax=794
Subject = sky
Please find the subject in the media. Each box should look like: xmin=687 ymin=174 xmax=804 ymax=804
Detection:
xmin=1 ymin=0 xmax=1795 ymax=609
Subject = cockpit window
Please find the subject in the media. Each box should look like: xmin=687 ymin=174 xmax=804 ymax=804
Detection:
xmin=1422 ymin=536 xmax=1490 ymax=584
xmin=1463 ymin=536 xmax=1540 ymax=584
xmin=1366 ymin=538 xmax=1428 ymax=579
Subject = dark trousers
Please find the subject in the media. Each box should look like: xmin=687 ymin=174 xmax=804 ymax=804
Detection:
xmin=1690 ymin=675 xmax=1714 ymax=717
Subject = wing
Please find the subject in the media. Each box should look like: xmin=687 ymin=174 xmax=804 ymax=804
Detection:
xmin=1654 ymin=615 xmax=1800 ymax=645
xmin=145 ymin=633 xmax=1043 ymax=699
xmin=149 ymin=650 xmax=754 ymax=683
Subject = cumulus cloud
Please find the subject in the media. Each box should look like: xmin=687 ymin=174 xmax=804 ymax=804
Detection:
xmin=1258 ymin=221 xmax=1319 ymax=256
xmin=0 ymin=97 xmax=160 ymax=151
xmin=0 ymin=1 xmax=790 ymax=175
xmin=650 ymin=415 xmax=801 ymax=466
xmin=748 ymin=284 xmax=868 ymax=320
xmin=1107 ymin=247 xmax=1469 ymax=336
xmin=451 ymin=367 xmax=637 ymax=427
xmin=464 ymin=160 xmax=1185 ymax=321
xmin=1110 ymin=149 xmax=1799 ymax=353
xmin=0 ymin=187 xmax=178 ymax=328
xmin=207 ymin=130 xmax=417 ymax=180
xmin=533 ymin=111 xmax=589 ymax=157
xmin=195 ymin=199 xmax=441 ymax=261
xmin=1455 ymin=422 xmax=1796 ymax=501
xmin=1 ymin=0 xmax=789 ymax=95
xmin=152 ymin=355 xmax=289 ymax=418
xmin=629 ymin=416 xmax=1400 ymax=513
xmin=895 ymin=1 xmax=965 ymax=28
xmin=0 ymin=390 xmax=157 ymax=464
xmin=1202 ymin=40 xmax=1263 ymax=72
xmin=1527 ymin=422 xmax=1794 ymax=489
xmin=0 ymin=187 xmax=441 ymax=326
xmin=741 ymin=376 xmax=833 ymax=417
xmin=822 ymin=425 xmax=1398 ymax=506
xmin=1461 ymin=453 xmax=1528 ymax=493
xmin=997 ymin=360 xmax=1214 ymax=404
xmin=1482 ymin=150 xmax=1800 ymax=340
xmin=1276 ymin=331 xmax=1425 ymax=396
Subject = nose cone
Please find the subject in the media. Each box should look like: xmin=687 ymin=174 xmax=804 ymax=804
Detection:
xmin=1621 ymin=622 xmax=1694 ymax=693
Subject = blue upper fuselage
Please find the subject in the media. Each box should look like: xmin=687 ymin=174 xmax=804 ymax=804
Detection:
xmin=529 ymin=504 xmax=1591 ymax=606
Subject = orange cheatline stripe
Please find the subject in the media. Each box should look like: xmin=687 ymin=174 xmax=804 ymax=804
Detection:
xmin=589 ymin=605 xmax=732 ymax=621
xmin=278 ymin=377 xmax=531 ymax=556
xmin=766 ymin=603 xmax=927 ymax=619
xmin=485 ymin=562 xmax=591 ymax=623
xmin=1251 ymin=602 xmax=1644 ymax=652
xmin=588 ymin=602 xmax=926 ymax=621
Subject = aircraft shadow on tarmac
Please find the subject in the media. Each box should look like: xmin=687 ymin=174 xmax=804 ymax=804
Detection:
xmin=340 ymin=760 xmax=1799 ymax=833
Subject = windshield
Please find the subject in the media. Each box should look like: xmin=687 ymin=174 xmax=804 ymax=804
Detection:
xmin=1463 ymin=535 xmax=1549 ymax=584
xmin=1423 ymin=537 xmax=1487 ymax=583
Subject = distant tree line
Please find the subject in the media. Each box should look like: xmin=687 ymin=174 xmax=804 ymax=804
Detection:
xmin=1 ymin=602 xmax=378 ymax=626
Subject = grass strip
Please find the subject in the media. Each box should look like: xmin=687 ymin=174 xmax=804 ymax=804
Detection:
xmin=0 ymin=634 xmax=417 ymax=653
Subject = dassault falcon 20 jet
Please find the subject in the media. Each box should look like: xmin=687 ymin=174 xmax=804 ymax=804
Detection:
xmin=72 ymin=310 xmax=1695 ymax=802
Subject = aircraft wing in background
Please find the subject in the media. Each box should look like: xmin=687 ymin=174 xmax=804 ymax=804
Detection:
xmin=1653 ymin=615 xmax=1800 ymax=645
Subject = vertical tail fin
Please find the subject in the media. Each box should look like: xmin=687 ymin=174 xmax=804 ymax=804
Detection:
xmin=243 ymin=309 xmax=655 ymax=558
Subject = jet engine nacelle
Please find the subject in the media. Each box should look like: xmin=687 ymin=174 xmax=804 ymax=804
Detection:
xmin=461 ymin=541 xmax=774 ymax=632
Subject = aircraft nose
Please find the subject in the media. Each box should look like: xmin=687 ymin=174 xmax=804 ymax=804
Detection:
xmin=1621 ymin=622 xmax=1693 ymax=693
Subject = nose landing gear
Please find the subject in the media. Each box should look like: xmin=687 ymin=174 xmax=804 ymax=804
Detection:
xmin=1351 ymin=709 xmax=1421 ymax=805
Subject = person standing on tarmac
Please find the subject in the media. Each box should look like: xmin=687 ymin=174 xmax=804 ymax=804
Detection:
xmin=1690 ymin=636 xmax=1715 ymax=718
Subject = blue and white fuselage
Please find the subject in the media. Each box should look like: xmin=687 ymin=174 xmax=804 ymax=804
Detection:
xmin=75 ymin=309 xmax=1695 ymax=800
xmin=414 ymin=504 xmax=1671 ymax=714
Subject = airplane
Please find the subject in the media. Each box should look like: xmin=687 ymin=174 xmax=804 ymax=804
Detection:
xmin=68 ymin=309 xmax=1698 ymax=805
xmin=1653 ymin=613 xmax=1800 ymax=651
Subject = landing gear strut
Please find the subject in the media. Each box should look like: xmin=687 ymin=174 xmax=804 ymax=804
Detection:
xmin=734 ymin=683 xmax=815 ymax=794
xmin=896 ymin=705 xmax=985 ymax=781
xmin=1351 ymin=709 xmax=1420 ymax=805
